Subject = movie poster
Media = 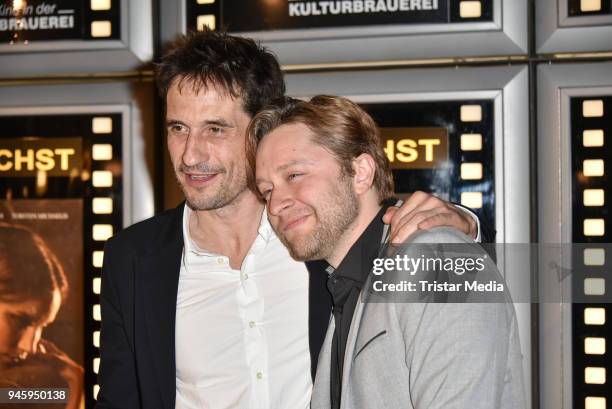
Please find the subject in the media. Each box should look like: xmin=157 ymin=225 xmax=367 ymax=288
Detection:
xmin=0 ymin=199 xmax=84 ymax=408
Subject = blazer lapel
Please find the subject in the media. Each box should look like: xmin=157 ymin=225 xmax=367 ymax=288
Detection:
xmin=312 ymin=314 xmax=335 ymax=409
xmin=340 ymin=222 xmax=393 ymax=404
xmin=136 ymin=205 xmax=184 ymax=409
xmin=340 ymin=292 xmax=366 ymax=404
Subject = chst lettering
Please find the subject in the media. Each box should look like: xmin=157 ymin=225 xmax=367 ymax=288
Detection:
xmin=384 ymin=138 xmax=441 ymax=164
xmin=0 ymin=148 xmax=76 ymax=172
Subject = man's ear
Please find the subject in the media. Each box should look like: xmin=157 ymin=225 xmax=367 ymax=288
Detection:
xmin=352 ymin=153 xmax=376 ymax=195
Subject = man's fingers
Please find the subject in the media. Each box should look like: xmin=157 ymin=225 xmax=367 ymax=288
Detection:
xmin=418 ymin=210 xmax=473 ymax=236
xmin=382 ymin=206 xmax=398 ymax=224
xmin=417 ymin=212 xmax=454 ymax=230
xmin=390 ymin=223 xmax=419 ymax=244
xmin=389 ymin=206 xmax=444 ymax=239
xmin=392 ymin=191 xmax=431 ymax=220
xmin=418 ymin=212 xmax=473 ymax=237
xmin=388 ymin=193 xmax=431 ymax=236
xmin=389 ymin=210 xmax=438 ymax=242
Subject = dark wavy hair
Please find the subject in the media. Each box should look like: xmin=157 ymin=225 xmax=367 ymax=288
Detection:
xmin=0 ymin=222 xmax=68 ymax=306
xmin=155 ymin=29 xmax=286 ymax=117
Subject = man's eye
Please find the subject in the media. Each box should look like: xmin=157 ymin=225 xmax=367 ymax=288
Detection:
xmin=169 ymin=124 xmax=187 ymax=133
xmin=288 ymin=173 xmax=302 ymax=181
xmin=209 ymin=126 xmax=224 ymax=135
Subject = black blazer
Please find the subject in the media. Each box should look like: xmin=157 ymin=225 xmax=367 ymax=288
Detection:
xmin=95 ymin=204 xmax=185 ymax=409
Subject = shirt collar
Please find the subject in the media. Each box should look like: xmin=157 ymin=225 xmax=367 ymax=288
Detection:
xmin=183 ymin=203 xmax=275 ymax=256
xmin=326 ymin=199 xmax=397 ymax=284
xmin=257 ymin=208 xmax=275 ymax=242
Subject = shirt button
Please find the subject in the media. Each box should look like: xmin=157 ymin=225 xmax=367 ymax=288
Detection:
xmin=249 ymin=321 xmax=256 ymax=328
xmin=256 ymin=372 xmax=263 ymax=380
xmin=216 ymin=257 xmax=225 ymax=265
xmin=242 ymin=273 xmax=249 ymax=280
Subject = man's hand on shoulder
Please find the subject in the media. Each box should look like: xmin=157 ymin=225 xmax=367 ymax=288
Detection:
xmin=383 ymin=191 xmax=478 ymax=243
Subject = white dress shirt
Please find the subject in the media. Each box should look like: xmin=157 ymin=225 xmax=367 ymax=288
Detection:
xmin=175 ymin=205 xmax=312 ymax=409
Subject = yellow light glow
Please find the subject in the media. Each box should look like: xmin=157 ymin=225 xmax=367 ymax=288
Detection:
xmin=460 ymin=133 xmax=482 ymax=151
xmin=583 ymin=100 xmax=604 ymax=117
xmin=91 ymin=0 xmax=111 ymax=10
xmin=583 ymin=130 xmax=604 ymax=147
xmin=581 ymin=0 xmax=602 ymax=12
xmin=93 ymin=304 xmax=101 ymax=321
xmin=92 ymin=171 xmax=113 ymax=187
xmin=459 ymin=1 xmax=482 ymax=18
xmin=584 ymin=248 xmax=605 ymax=266
xmin=460 ymin=192 xmax=483 ymax=209
xmin=585 ymin=337 xmax=606 ymax=355
xmin=585 ymin=367 xmax=606 ymax=384
xmin=197 ymin=15 xmax=216 ymax=31
xmin=92 ymin=117 xmax=112 ymax=134
xmin=93 ymin=358 xmax=100 ymax=374
xmin=93 ymin=224 xmax=113 ymax=241
xmin=91 ymin=21 xmax=112 ymax=37
xmin=93 ymin=250 xmax=104 ymax=268
xmin=13 ymin=0 xmax=25 ymax=11
xmin=94 ymin=385 xmax=100 ymax=400
xmin=584 ymin=219 xmax=605 ymax=236
xmin=460 ymin=163 xmax=483 ymax=180
xmin=197 ymin=0 xmax=215 ymax=3
xmin=93 ymin=197 xmax=113 ymax=214
xmin=584 ymin=278 xmax=606 ymax=296
xmin=93 ymin=277 xmax=101 ymax=295
xmin=92 ymin=144 xmax=113 ymax=161
xmin=585 ymin=397 xmax=606 ymax=409
xmin=35 ymin=169 xmax=48 ymax=196
xmin=584 ymin=189 xmax=605 ymax=206
xmin=93 ymin=331 xmax=100 ymax=348
xmin=460 ymin=105 xmax=482 ymax=122
xmin=584 ymin=307 xmax=606 ymax=325
xmin=583 ymin=159 xmax=605 ymax=177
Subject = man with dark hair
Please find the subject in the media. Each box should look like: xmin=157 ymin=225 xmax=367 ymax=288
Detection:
xmin=96 ymin=31 xmax=490 ymax=409
xmin=250 ymin=95 xmax=525 ymax=409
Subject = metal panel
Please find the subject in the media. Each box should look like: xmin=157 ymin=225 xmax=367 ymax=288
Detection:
xmin=537 ymin=0 xmax=612 ymax=54
xmin=160 ymin=0 xmax=527 ymax=65
xmin=537 ymin=61 xmax=612 ymax=409
xmin=0 ymin=0 xmax=153 ymax=77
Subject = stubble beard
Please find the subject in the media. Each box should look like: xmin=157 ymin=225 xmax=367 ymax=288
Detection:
xmin=280 ymin=177 xmax=359 ymax=262
xmin=176 ymin=164 xmax=249 ymax=211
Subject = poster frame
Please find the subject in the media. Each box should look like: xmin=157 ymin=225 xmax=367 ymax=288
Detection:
xmin=537 ymin=61 xmax=612 ymax=409
xmin=0 ymin=0 xmax=153 ymax=78
xmin=536 ymin=0 xmax=612 ymax=54
xmin=0 ymin=81 xmax=155 ymax=225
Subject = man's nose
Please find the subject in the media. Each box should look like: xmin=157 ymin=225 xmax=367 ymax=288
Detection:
xmin=182 ymin=133 xmax=211 ymax=167
xmin=268 ymin=186 xmax=294 ymax=217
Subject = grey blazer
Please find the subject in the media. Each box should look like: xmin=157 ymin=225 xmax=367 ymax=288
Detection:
xmin=311 ymin=227 xmax=526 ymax=409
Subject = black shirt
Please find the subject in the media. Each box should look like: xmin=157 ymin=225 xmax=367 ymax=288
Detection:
xmin=314 ymin=202 xmax=391 ymax=409
xmin=305 ymin=259 xmax=333 ymax=379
